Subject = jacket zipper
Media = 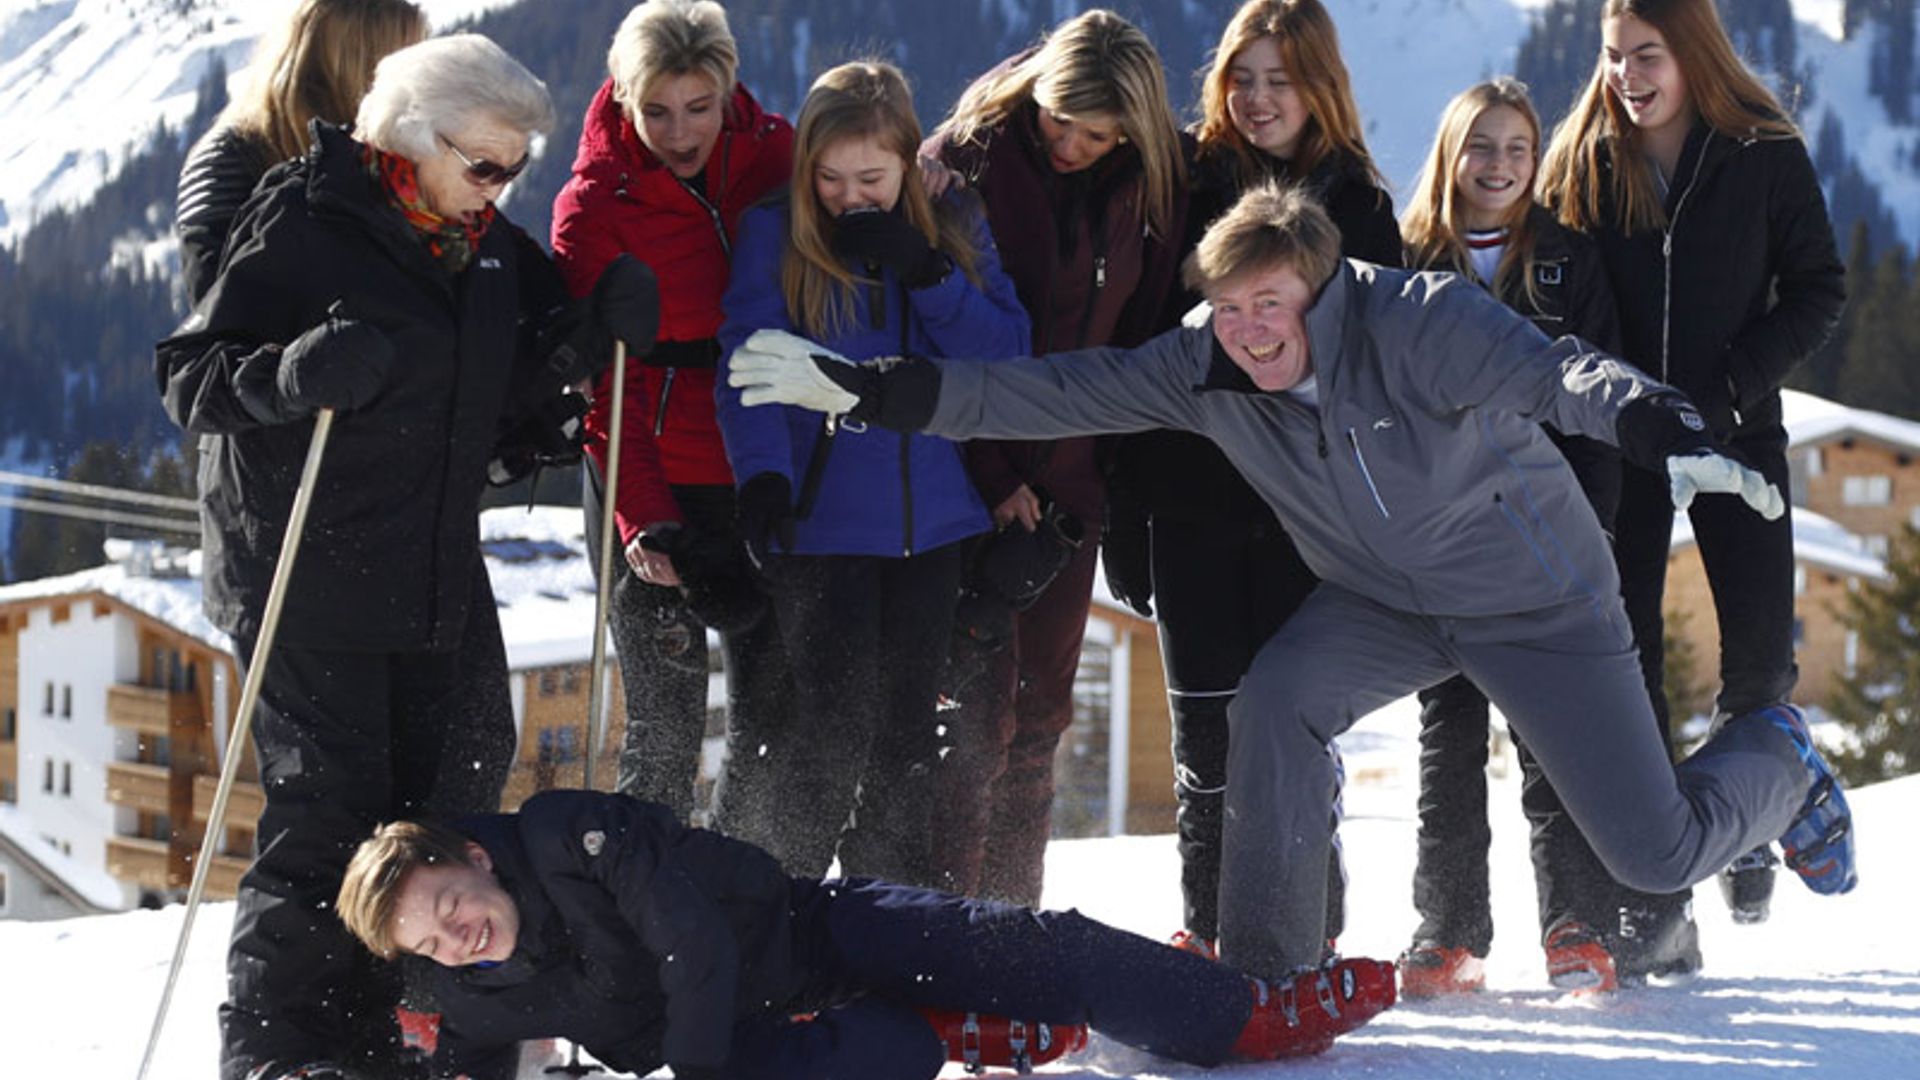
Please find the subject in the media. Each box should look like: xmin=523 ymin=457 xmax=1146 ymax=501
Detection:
xmin=900 ymin=432 xmax=915 ymax=556
xmin=653 ymin=368 xmax=675 ymax=436
xmin=1346 ymin=427 xmax=1390 ymax=519
xmin=1658 ymin=140 xmax=1710 ymax=387
xmin=651 ymin=145 xmax=733 ymax=442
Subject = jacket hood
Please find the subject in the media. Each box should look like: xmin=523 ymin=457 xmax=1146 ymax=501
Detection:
xmin=570 ymin=77 xmax=773 ymax=178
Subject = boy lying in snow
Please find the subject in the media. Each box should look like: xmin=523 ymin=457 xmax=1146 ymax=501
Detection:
xmin=334 ymin=789 xmax=1397 ymax=1079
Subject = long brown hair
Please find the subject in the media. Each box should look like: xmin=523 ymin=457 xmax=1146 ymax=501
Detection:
xmin=934 ymin=8 xmax=1184 ymax=238
xmin=784 ymin=62 xmax=978 ymax=340
xmin=1196 ymin=0 xmax=1384 ymax=188
xmin=222 ymin=0 xmax=428 ymax=161
xmin=1403 ymin=78 xmax=1543 ymax=307
xmin=1539 ymin=0 xmax=1800 ymax=234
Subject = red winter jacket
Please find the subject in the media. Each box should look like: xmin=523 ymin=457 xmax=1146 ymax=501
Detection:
xmin=552 ymin=79 xmax=792 ymax=542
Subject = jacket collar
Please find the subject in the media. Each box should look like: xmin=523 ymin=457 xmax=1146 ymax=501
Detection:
xmin=569 ymin=77 xmax=770 ymax=181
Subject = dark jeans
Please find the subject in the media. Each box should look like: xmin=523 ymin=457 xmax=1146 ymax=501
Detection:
xmin=582 ymin=473 xmax=791 ymax=821
xmin=220 ymin=565 xmax=513 ymax=1080
xmin=1149 ymin=513 xmax=1340 ymax=943
xmin=928 ymin=536 xmax=1099 ymax=905
xmin=1613 ymin=429 xmax=1797 ymax=921
xmin=721 ymin=545 xmax=965 ymax=886
xmin=725 ymin=878 xmax=1251 ymax=1079
xmin=1411 ymin=674 xmax=1627 ymax=953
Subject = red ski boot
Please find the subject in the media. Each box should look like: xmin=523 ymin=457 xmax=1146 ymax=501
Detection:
xmin=920 ymin=1009 xmax=1089 ymax=1074
xmin=1229 ymin=956 xmax=1398 ymax=1060
xmin=1398 ymin=942 xmax=1484 ymax=998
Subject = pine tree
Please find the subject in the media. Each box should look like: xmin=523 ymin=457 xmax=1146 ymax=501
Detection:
xmin=1835 ymin=244 xmax=1920 ymax=419
xmin=1792 ymin=219 xmax=1871 ymax=399
xmin=1827 ymin=524 xmax=1920 ymax=783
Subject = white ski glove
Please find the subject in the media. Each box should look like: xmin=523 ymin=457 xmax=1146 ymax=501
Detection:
xmin=728 ymin=329 xmax=864 ymax=413
xmin=1668 ymin=451 xmax=1785 ymax=520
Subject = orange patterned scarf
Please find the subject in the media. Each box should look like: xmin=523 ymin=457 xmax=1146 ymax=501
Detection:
xmin=364 ymin=144 xmax=495 ymax=274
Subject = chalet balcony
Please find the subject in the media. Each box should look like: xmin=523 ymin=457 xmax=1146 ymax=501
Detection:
xmin=192 ymin=775 xmax=265 ymax=832
xmin=106 ymin=836 xmax=178 ymax=889
xmin=106 ymin=684 xmax=201 ymax=736
xmin=106 ymin=761 xmax=172 ymax=815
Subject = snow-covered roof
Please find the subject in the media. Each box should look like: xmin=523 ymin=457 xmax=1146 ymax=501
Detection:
xmin=0 ymin=555 xmax=227 ymax=652
xmin=1671 ymin=504 xmax=1889 ymax=581
xmin=0 ymin=802 xmax=122 ymax=912
xmin=1783 ymin=389 xmax=1920 ymax=454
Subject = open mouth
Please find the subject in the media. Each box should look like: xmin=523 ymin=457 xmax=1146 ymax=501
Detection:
xmin=666 ymin=148 xmax=702 ymax=172
xmin=1474 ymin=176 xmax=1516 ymax=193
xmin=472 ymin=920 xmax=492 ymax=959
xmin=1245 ymin=343 xmax=1282 ymax=362
xmin=1621 ymin=88 xmax=1656 ymax=111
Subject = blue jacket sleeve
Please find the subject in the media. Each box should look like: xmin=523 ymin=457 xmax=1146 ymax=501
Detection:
xmin=716 ymin=203 xmax=803 ymax=487
xmin=905 ymin=195 xmax=1031 ymax=361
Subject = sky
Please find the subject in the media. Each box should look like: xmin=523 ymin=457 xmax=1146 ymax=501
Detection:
xmin=4 ymin=699 xmax=1913 ymax=1080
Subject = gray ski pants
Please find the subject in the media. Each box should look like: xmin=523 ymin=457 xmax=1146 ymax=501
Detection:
xmin=1218 ymin=583 xmax=1809 ymax=976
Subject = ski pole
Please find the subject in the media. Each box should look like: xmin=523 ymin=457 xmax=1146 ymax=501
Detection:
xmin=582 ymin=340 xmax=627 ymax=792
xmin=136 ymin=406 xmax=336 ymax=1080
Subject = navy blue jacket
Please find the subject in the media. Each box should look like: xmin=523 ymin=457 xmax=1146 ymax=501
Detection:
xmin=716 ymin=194 xmax=1029 ymax=557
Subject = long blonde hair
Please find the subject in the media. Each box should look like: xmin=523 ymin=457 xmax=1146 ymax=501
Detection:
xmin=1403 ymin=78 xmax=1543 ymax=306
xmin=221 ymin=0 xmax=428 ymax=161
xmin=784 ymin=62 xmax=978 ymax=340
xmin=934 ymin=8 xmax=1183 ymax=237
xmin=1196 ymin=0 xmax=1384 ymax=189
xmin=1539 ymin=0 xmax=1800 ymax=234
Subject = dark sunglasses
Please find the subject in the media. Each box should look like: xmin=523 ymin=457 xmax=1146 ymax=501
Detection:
xmin=440 ymin=134 xmax=530 ymax=187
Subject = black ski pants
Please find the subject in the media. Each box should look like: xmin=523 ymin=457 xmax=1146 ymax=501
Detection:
xmin=220 ymin=563 xmax=513 ymax=1080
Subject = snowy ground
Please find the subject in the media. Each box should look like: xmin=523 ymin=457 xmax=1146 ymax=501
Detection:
xmin=3 ymin=701 xmax=1915 ymax=1079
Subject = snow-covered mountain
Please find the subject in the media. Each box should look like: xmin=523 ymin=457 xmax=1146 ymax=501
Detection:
xmin=1 ymin=0 xmax=1916 ymax=252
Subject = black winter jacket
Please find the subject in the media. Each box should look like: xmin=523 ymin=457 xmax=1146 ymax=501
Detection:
xmin=155 ymin=123 xmax=576 ymax=652
xmin=1591 ymin=123 xmax=1844 ymax=443
xmin=1116 ymin=148 xmax=1402 ymax=525
xmin=175 ymin=125 xmax=278 ymax=307
xmin=428 ymin=791 xmax=803 ymax=1080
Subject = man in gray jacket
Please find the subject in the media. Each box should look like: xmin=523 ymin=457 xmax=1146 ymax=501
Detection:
xmin=725 ymin=184 xmax=1857 ymax=978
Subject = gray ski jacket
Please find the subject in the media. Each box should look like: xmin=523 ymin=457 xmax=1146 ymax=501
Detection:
xmin=927 ymin=260 xmax=1671 ymax=619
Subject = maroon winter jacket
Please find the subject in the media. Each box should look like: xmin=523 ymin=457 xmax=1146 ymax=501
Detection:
xmin=926 ymin=99 xmax=1186 ymax=526
xmin=552 ymin=80 xmax=792 ymax=541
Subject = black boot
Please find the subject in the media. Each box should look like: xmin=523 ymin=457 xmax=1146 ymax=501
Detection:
xmin=1613 ymin=897 xmax=1702 ymax=985
xmin=1717 ymin=845 xmax=1779 ymax=925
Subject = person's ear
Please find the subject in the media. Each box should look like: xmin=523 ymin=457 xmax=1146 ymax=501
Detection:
xmin=464 ymin=841 xmax=494 ymax=873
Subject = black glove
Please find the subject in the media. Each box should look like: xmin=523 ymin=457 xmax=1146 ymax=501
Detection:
xmin=735 ymin=472 xmax=797 ymax=570
xmin=639 ymin=522 xmax=769 ymax=634
xmin=1101 ymin=496 xmax=1153 ymax=617
xmin=487 ymin=391 xmax=587 ymax=486
xmin=591 ymin=253 xmax=660 ymax=356
xmin=276 ymin=308 xmax=394 ymax=414
xmin=831 ymin=207 xmax=951 ymax=289
xmin=1615 ymin=391 xmax=1717 ymax=472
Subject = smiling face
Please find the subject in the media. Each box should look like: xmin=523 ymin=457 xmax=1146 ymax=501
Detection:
xmin=1602 ymin=14 xmax=1693 ymax=143
xmin=812 ymin=133 xmax=906 ymax=216
xmin=635 ymin=71 xmax=726 ymax=179
xmin=1034 ymin=107 xmax=1125 ymax=174
xmin=414 ymin=114 xmax=530 ymax=225
xmin=389 ymin=844 xmax=521 ymax=967
xmin=1206 ymin=262 xmax=1317 ymax=392
xmin=1226 ymin=35 xmax=1309 ymax=161
xmin=1453 ymin=103 xmax=1536 ymax=231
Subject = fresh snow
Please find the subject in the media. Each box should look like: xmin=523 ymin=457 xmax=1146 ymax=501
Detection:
xmin=3 ymin=700 xmax=1914 ymax=1079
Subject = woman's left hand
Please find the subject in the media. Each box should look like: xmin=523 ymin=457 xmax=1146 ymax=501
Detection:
xmin=918 ymin=155 xmax=963 ymax=200
xmin=993 ymin=484 xmax=1043 ymax=531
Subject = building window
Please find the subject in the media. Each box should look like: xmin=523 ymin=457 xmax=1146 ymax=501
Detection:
xmin=43 ymin=759 xmax=54 ymax=793
xmin=60 ymin=761 xmax=71 ymax=797
xmin=1842 ymin=475 xmax=1892 ymax=506
xmin=538 ymin=671 xmax=559 ymax=697
xmin=60 ymin=684 xmax=72 ymax=719
xmin=561 ymin=667 xmax=583 ymax=696
xmin=537 ymin=726 xmax=581 ymax=764
xmin=1845 ymin=631 xmax=1861 ymax=677
xmin=43 ymin=682 xmax=54 ymax=716
xmin=1804 ymin=447 xmax=1823 ymax=477
xmin=1793 ymin=566 xmax=1807 ymax=597
xmin=1792 ymin=617 xmax=1805 ymax=648
xmin=1910 ymin=506 xmax=1920 ymax=531
xmin=1865 ymin=535 xmax=1891 ymax=558
xmin=3 ymin=706 xmax=14 ymax=740
xmin=0 ymin=869 xmax=9 ymax=913
xmin=0 ymin=780 xmax=14 ymax=802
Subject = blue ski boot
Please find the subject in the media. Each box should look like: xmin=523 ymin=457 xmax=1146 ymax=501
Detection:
xmin=1763 ymin=705 xmax=1857 ymax=895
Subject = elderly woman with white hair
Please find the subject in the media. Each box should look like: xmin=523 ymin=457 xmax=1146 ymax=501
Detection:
xmin=156 ymin=33 xmax=656 ymax=1080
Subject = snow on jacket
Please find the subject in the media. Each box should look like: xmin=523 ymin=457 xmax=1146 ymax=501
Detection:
xmin=1118 ymin=147 xmax=1404 ymax=525
xmin=426 ymin=790 xmax=801 ymax=1080
xmin=716 ymin=194 xmax=1029 ymax=557
xmin=1590 ymin=123 xmax=1843 ymax=442
xmin=552 ymin=80 xmax=793 ymax=541
xmin=155 ymin=123 xmax=574 ymax=652
xmin=927 ymin=98 xmax=1186 ymax=526
xmin=175 ymin=125 xmax=277 ymax=307
xmin=925 ymin=260 xmax=1675 ymax=619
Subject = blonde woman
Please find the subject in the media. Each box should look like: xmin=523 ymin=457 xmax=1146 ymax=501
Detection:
xmin=551 ymin=0 xmax=793 ymax=826
xmin=1540 ymin=0 xmax=1846 ymax=981
xmin=1399 ymin=77 xmax=1628 ymax=997
xmin=715 ymin=61 xmax=1029 ymax=887
xmin=1106 ymin=0 xmax=1397 ymax=960
xmin=921 ymin=8 xmax=1185 ymax=906
xmin=176 ymin=0 xmax=427 ymax=304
